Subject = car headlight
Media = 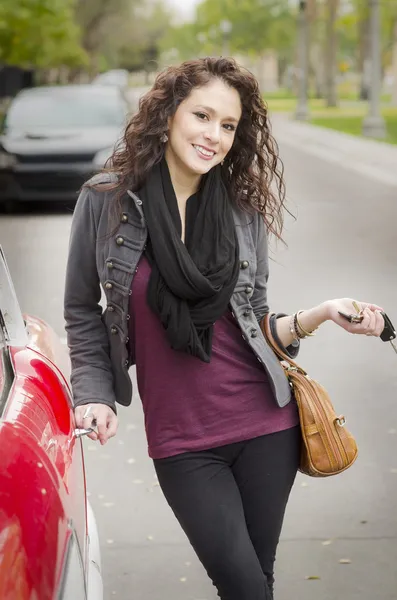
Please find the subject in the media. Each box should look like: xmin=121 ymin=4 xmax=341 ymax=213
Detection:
xmin=93 ymin=147 xmax=113 ymax=167
xmin=0 ymin=151 xmax=17 ymax=169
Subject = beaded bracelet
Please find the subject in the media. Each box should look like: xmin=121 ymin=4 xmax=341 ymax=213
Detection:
xmin=289 ymin=314 xmax=299 ymax=341
xmin=293 ymin=313 xmax=306 ymax=339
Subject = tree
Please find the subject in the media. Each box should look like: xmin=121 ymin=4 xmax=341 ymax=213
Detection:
xmin=73 ymin=0 xmax=135 ymax=73
xmin=117 ymin=1 xmax=173 ymax=75
xmin=161 ymin=0 xmax=294 ymax=63
xmin=0 ymin=0 xmax=87 ymax=69
xmin=74 ymin=0 xmax=173 ymax=75
xmin=324 ymin=0 xmax=339 ymax=106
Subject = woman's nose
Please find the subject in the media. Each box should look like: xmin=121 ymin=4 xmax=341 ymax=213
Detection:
xmin=204 ymin=123 xmax=221 ymax=142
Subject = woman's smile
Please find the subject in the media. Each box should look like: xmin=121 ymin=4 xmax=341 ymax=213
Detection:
xmin=192 ymin=144 xmax=216 ymax=161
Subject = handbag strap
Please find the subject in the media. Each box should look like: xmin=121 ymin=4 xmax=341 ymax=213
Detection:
xmin=261 ymin=313 xmax=307 ymax=375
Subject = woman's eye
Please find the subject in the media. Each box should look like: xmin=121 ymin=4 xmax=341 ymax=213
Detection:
xmin=194 ymin=112 xmax=208 ymax=120
xmin=223 ymin=124 xmax=236 ymax=132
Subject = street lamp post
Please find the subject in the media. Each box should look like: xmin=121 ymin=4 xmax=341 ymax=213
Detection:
xmin=220 ymin=20 xmax=232 ymax=57
xmin=295 ymin=0 xmax=310 ymax=121
xmin=362 ymin=0 xmax=386 ymax=138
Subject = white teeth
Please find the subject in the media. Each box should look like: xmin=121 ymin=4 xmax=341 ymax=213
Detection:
xmin=193 ymin=145 xmax=215 ymax=157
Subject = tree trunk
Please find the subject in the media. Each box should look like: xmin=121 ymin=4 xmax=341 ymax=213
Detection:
xmin=392 ymin=20 xmax=397 ymax=105
xmin=310 ymin=43 xmax=324 ymax=98
xmin=358 ymin=8 xmax=371 ymax=100
xmin=324 ymin=0 xmax=339 ymax=107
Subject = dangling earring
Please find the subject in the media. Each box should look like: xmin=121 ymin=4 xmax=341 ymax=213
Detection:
xmin=160 ymin=133 xmax=168 ymax=143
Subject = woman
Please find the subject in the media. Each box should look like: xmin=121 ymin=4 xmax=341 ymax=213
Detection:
xmin=64 ymin=57 xmax=384 ymax=599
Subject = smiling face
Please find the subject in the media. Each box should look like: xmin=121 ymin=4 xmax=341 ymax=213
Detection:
xmin=165 ymin=78 xmax=242 ymax=182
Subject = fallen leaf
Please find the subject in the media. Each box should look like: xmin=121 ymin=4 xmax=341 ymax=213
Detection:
xmin=322 ymin=539 xmax=333 ymax=546
xmin=339 ymin=558 xmax=351 ymax=564
xmin=147 ymin=535 xmax=154 ymax=541
xmin=305 ymin=575 xmax=321 ymax=580
xmin=180 ymin=577 xmax=187 ymax=583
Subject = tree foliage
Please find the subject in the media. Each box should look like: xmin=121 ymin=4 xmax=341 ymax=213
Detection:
xmin=116 ymin=1 xmax=173 ymax=72
xmin=0 ymin=0 xmax=87 ymax=68
xmin=161 ymin=0 xmax=295 ymax=61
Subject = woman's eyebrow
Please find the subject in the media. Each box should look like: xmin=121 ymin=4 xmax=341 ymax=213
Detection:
xmin=194 ymin=105 xmax=240 ymax=123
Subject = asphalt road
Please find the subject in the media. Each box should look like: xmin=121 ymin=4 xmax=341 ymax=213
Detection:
xmin=1 ymin=135 xmax=396 ymax=600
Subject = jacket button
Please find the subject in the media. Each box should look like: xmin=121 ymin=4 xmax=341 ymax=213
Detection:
xmin=245 ymin=285 xmax=253 ymax=294
xmin=124 ymin=359 xmax=129 ymax=367
xmin=240 ymin=260 xmax=249 ymax=269
xmin=110 ymin=326 xmax=118 ymax=335
xmin=243 ymin=309 xmax=252 ymax=317
xmin=107 ymin=305 xmax=115 ymax=312
xmin=116 ymin=236 xmax=124 ymax=246
xmin=121 ymin=213 xmax=128 ymax=223
xmin=136 ymin=198 xmax=142 ymax=206
xmin=250 ymin=329 xmax=258 ymax=338
xmin=105 ymin=282 xmax=113 ymax=290
xmin=107 ymin=261 xmax=114 ymax=269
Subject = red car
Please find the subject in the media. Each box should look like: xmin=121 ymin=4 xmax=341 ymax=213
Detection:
xmin=0 ymin=247 xmax=103 ymax=599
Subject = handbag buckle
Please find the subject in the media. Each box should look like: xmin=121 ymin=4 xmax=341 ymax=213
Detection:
xmin=336 ymin=416 xmax=346 ymax=427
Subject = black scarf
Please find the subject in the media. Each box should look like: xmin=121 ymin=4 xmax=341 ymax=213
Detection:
xmin=138 ymin=158 xmax=239 ymax=362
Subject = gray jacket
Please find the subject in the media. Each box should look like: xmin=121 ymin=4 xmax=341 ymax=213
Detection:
xmin=64 ymin=173 xmax=296 ymax=413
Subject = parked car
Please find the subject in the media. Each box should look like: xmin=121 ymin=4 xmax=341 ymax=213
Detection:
xmin=0 ymin=246 xmax=103 ymax=600
xmin=91 ymin=69 xmax=130 ymax=89
xmin=0 ymin=84 xmax=129 ymax=207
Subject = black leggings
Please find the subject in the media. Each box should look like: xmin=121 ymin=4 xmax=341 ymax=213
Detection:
xmin=154 ymin=426 xmax=301 ymax=600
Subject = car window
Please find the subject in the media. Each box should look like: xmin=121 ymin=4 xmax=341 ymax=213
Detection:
xmin=5 ymin=92 xmax=126 ymax=130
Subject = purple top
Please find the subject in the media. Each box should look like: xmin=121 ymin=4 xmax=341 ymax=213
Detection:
xmin=129 ymin=256 xmax=299 ymax=459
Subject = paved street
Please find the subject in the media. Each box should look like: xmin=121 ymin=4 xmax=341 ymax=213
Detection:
xmin=1 ymin=125 xmax=396 ymax=599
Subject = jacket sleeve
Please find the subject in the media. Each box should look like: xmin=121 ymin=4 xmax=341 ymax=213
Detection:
xmin=251 ymin=212 xmax=300 ymax=359
xmin=250 ymin=211 xmax=270 ymax=323
xmin=64 ymin=187 xmax=117 ymax=412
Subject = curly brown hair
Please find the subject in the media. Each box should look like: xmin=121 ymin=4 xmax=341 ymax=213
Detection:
xmin=92 ymin=56 xmax=288 ymax=239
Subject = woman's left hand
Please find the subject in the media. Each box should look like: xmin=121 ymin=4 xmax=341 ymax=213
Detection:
xmin=325 ymin=298 xmax=385 ymax=337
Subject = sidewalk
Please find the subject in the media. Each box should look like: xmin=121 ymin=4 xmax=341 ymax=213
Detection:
xmin=270 ymin=113 xmax=397 ymax=187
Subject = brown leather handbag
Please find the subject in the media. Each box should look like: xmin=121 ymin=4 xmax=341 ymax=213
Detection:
xmin=261 ymin=313 xmax=358 ymax=477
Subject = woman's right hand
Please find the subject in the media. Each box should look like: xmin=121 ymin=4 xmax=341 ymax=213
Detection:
xmin=74 ymin=403 xmax=118 ymax=445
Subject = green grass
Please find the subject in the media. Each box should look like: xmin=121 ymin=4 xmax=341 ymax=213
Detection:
xmin=311 ymin=108 xmax=397 ymax=145
xmin=264 ymin=94 xmax=397 ymax=144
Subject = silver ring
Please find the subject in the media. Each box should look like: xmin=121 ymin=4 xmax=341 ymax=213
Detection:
xmin=83 ymin=406 xmax=93 ymax=419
